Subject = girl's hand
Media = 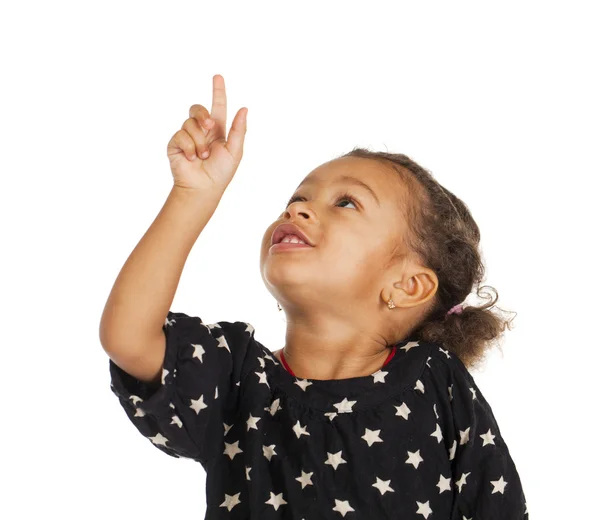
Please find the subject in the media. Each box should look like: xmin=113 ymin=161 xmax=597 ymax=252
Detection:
xmin=167 ymin=74 xmax=248 ymax=194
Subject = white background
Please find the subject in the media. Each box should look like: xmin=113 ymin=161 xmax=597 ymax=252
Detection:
xmin=2 ymin=1 xmax=598 ymax=518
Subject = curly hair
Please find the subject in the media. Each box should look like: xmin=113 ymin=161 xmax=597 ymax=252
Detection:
xmin=337 ymin=147 xmax=517 ymax=371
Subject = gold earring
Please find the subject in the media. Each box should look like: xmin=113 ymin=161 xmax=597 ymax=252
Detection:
xmin=388 ymin=298 xmax=396 ymax=309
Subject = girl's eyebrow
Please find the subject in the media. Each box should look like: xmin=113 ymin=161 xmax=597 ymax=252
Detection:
xmin=297 ymin=176 xmax=381 ymax=206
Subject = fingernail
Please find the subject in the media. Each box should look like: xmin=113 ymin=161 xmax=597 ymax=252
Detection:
xmin=201 ymin=151 xmax=209 ymax=159
xmin=190 ymin=154 xmax=197 ymax=160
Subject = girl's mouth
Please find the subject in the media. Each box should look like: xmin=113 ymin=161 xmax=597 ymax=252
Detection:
xmin=269 ymin=242 xmax=314 ymax=252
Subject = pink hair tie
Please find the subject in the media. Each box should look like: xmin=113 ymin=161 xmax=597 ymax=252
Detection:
xmin=446 ymin=303 xmax=464 ymax=316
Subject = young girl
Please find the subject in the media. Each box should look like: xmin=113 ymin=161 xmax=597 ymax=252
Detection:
xmin=102 ymin=75 xmax=528 ymax=519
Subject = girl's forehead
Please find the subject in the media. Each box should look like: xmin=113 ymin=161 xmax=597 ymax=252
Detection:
xmin=297 ymin=158 xmax=404 ymax=201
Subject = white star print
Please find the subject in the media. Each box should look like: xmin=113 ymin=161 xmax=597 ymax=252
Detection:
xmin=449 ymin=384 xmax=454 ymax=401
xmin=481 ymin=428 xmax=496 ymax=446
xmin=294 ymin=378 xmax=313 ymax=391
xmin=372 ymin=370 xmax=388 ymax=383
xmin=244 ymin=323 xmax=254 ymax=336
xmin=247 ymin=414 xmax=261 ymax=431
xmin=292 ymin=420 xmax=311 ymax=439
xmin=491 ymin=475 xmax=508 ymax=494
xmin=416 ymin=500 xmax=433 ymax=518
xmin=245 ymin=466 xmax=251 ymax=480
xmin=470 ymin=387 xmax=477 ymax=399
xmin=437 ymin=474 xmax=452 ymax=493
xmin=295 ymin=470 xmax=314 ymax=489
xmin=438 ymin=346 xmax=450 ymax=359
xmin=149 ymin=432 xmax=169 ymax=447
xmin=190 ymin=394 xmax=208 ymax=414
xmin=223 ymin=440 xmax=243 ymax=460
xmin=219 ymin=492 xmax=241 ymax=511
xmin=216 ymin=334 xmax=230 ymax=353
xmin=333 ymin=397 xmax=357 ymax=413
xmin=361 ymin=428 xmax=383 ymax=446
xmin=161 ymin=367 xmax=169 ymax=385
xmin=214 ymin=385 xmax=218 ymax=399
xmin=325 ymin=451 xmax=347 ymax=470
xmin=169 ymin=414 xmax=183 ymax=428
xmin=133 ymin=407 xmax=146 ymax=417
xmin=258 ymin=356 xmax=266 ymax=368
xmin=433 ymin=403 xmax=438 ymax=419
xmin=263 ymin=444 xmax=277 ymax=461
xmin=324 ymin=412 xmax=338 ymax=421
xmin=255 ymin=371 xmax=270 ymax=389
xmin=456 ymin=472 xmax=471 ymax=493
xmin=372 ymin=477 xmax=394 ymax=495
xmin=459 ymin=427 xmax=471 ymax=445
xmin=129 ymin=394 xmax=143 ymax=406
xmin=394 ymin=402 xmax=411 ymax=420
xmin=449 ymin=439 xmax=457 ymax=461
xmin=223 ymin=423 xmax=233 ymax=436
xmin=265 ymin=491 xmax=287 ymax=511
xmin=332 ymin=499 xmax=355 ymax=517
xmin=430 ymin=423 xmax=443 ymax=443
xmin=414 ymin=379 xmax=425 ymax=393
xmin=406 ymin=449 xmax=424 ymax=469
xmin=264 ymin=397 xmax=282 ymax=416
xmin=400 ymin=340 xmax=420 ymax=353
xmin=191 ymin=343 xmax=205 ymax=362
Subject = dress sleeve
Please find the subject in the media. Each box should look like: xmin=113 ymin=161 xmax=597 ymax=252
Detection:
xmin=108 ymin=311 xmax=255 ymax=468
xmin=424 ymin=348 xmax=529 ymax=520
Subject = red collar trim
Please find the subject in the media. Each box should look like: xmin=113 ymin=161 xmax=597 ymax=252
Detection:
xmin=280 ymin=345 xmax=397 ymax=378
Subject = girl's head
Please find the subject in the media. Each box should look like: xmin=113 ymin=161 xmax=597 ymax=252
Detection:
xmin=260 ymin=148 xmax=515 ymax=370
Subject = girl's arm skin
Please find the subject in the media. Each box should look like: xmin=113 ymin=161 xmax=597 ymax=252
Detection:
xmin=99 ymin=75 xmax=248 ymax=384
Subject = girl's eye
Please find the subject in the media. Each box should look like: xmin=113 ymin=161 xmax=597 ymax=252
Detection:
xmin=287 ymin=193 xmax=358 ymax=210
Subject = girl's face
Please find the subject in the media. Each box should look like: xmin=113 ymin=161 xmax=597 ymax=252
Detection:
xmin=260 ymin=156 xmax=409 ymax=316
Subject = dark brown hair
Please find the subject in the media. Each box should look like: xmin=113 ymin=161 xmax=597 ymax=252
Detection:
xmin=338 ymin=147 xmax=516 ymax=371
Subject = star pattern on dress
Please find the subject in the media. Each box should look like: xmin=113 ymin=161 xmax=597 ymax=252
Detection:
xmin=220 ymin=492 xmax=241 ymax=511
xmin=491 ymin=475 xmax=508 ymax=494
xmin=400 ymin=340 xmax=420 ymax=353
xmin=325 ymin=450 xmax=347 ymax=470
xmin=361 ymin=428 xmax=383 ymax=446
xmin=332 ymin=499 xmax=355 ymax=517
xmin=224 ymin=440 xmax=243 ymax=460
xmin=191 ymin=343 xmax=206 ymax=362
xmin=263 ymin=444 xmax=277 ymax=461
xmin=333 ymin=397 xmax=356 ymax=413
xmin=295 ymin=470 xmax=314 ymax=489
xmin=430 ymin=423 xmax=443 ymax=443
xmin=436 ymin=474 xmax=452 ymax=493
xmin=416 ymin=500 xmax=433 ymax=518
xmin=394 ymin=402 xmax=411 ymax=420
xmin=456 ymin=472 xmax=471 ymax=493
xmin=371 ymin=369 xmax=388 ymax=383
xmin=247 ymin=414 xmax=261 ymax=431
xmin=190 ymin=394 xmax=208 ymax=414
xmin=216 ymin=334 xmax=230 ymax=353
xmin=294 ymin=378 xmax=313 ymax=391
xmin=112 ymin=314 xmax=528 ymax=519
xmin=265 ymin=491 xmax=287 ymax=511
xmin=292 ymin=420 xmax=310 ymax=439
xmin=255 ymin=370 xmax=270 ymax=389
xmin=264 ymin=397 xmax=282 ymax=416
xmin=372 ymin=476 xmax=394 ymax=495
xmin=406 ymin=449 xmax=424 ymax=469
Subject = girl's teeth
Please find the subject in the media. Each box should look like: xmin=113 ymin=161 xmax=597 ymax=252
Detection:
xmin=281 ymin=234 xmax=306 ymax=244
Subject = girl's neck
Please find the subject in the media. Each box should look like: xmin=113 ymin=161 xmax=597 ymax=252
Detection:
xmin=275 ymin=346 xmax=397 ymax=379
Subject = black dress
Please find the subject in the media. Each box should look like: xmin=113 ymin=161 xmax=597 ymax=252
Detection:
xmin=109 ymin=311 xmax=528 ymax=519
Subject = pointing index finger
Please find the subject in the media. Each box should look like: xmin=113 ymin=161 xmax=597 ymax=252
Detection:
xmin=211 ymin=74 xmax=227 ymax=135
